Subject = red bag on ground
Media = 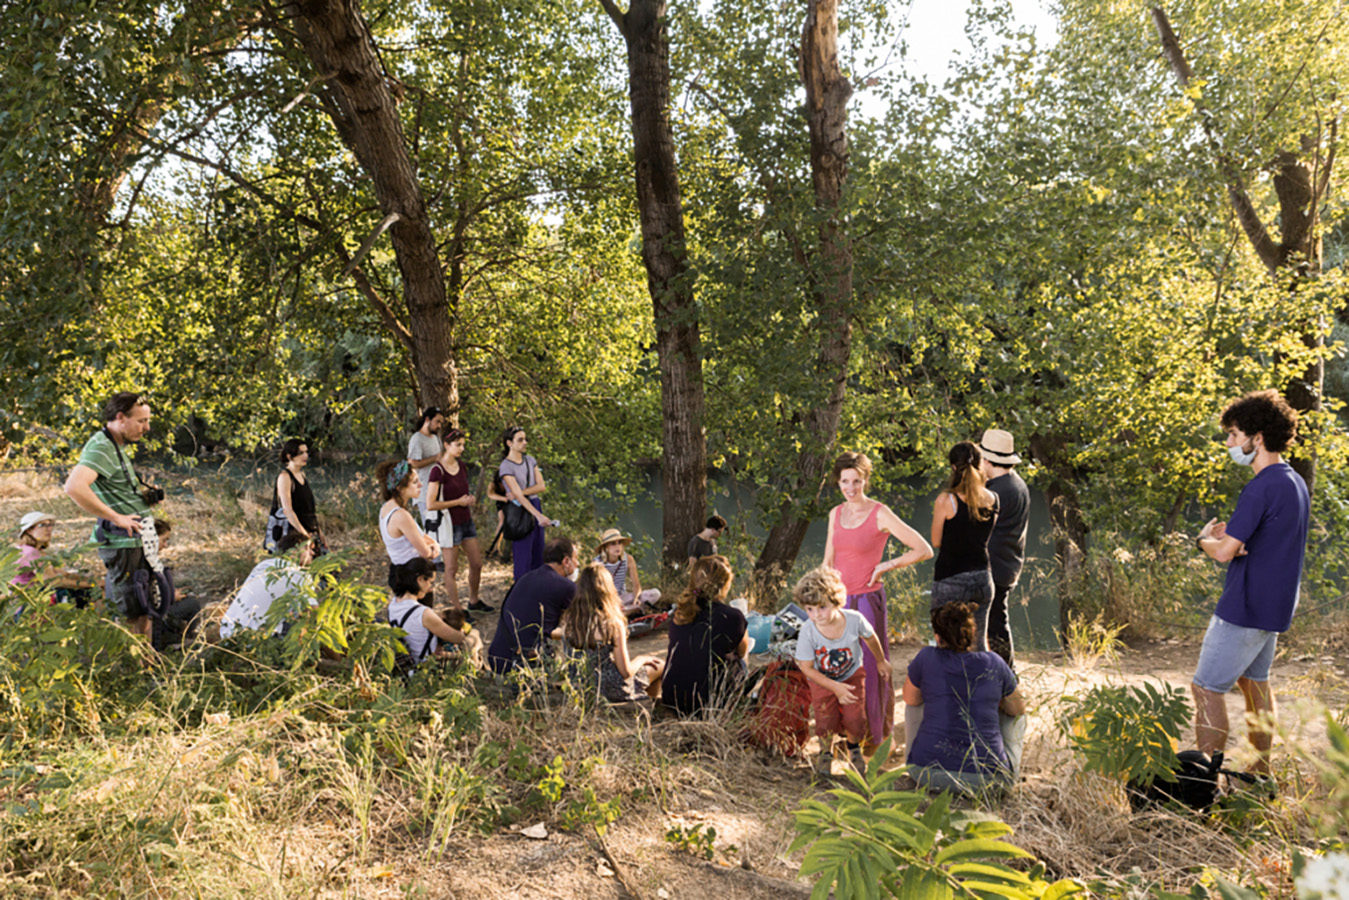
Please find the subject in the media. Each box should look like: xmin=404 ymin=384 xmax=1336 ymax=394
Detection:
xmin=743 ymin=660 xmax=811 ymax=757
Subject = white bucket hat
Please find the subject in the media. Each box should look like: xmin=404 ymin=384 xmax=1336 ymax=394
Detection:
xmin=18 ymin=511 xmax=55 ymax=537
xmin=979 ymin=429 xmax=1022 ymax=465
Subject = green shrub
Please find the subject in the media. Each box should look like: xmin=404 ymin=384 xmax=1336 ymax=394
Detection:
xmin=1059 ymin=682 xmax=1191 ymax=788
xmin=1058 ymin=533 xmax=1220 ymax=639
xmin=790 ymin=739 xmax=1084 ymax=900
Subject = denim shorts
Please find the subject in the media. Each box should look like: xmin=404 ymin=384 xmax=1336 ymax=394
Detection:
xmin=1192 ymin=615 xmax=1278 ymax=693
xmin=452 ymin=519 xmax=478 ymax=544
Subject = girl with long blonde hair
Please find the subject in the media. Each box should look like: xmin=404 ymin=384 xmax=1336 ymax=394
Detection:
xmin=661 ymin=555 xmax=750 ymax=716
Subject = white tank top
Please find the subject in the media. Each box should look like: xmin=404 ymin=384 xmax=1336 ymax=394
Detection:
xmin=387 ymin=597 xmax=438 ymax=664
xmin=380 ymin=506 xmax=421 ymax=565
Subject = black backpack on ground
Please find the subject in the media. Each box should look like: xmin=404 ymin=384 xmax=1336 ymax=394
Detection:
xmin=1127 ymin=750 xmax=1264 ymax=812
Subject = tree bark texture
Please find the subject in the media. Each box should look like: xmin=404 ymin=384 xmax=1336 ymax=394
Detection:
xmin=283 ymin=0 xmax=460 ymax=418
xmin=599 ymin=0 xmax=708 ymax=569
xmin=1152 ymin=6 xmax=1333 ymax=494
xmin=1028 ymin=434 xmax=1089 ymax=646
xmin=751 ymin=0 xmax=855 ymax=600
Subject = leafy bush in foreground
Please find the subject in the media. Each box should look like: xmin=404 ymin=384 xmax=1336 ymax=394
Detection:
xmin=790 ymin=739 xmax=1084 ymax=900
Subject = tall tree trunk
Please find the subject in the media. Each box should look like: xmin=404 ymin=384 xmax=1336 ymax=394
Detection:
xmin=1152 ymin=7 xmax=1335 ymax=494
xmin=750 ymin=0 xmax=855 ymax=601
xmin=598 ymin=0 xmax=707 ymax=569
xmin=281 ymin=0 xmax=460 ymax=416
xmin=1028 ymin=434 xmax=1089 ymax=646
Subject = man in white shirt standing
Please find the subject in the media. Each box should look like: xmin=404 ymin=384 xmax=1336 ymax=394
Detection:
xmin=407 ymin=406 xmax=444 ymax=521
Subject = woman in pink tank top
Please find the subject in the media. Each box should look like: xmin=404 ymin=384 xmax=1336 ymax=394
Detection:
xmin=822 ymin=451 xmax=933 ymax=752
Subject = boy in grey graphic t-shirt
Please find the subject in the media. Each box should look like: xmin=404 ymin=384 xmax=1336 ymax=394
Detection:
xmin=793 ymin=565 xmax=889 ymax=776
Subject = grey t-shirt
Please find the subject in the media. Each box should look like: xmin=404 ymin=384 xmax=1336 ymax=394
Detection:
xmin=407 ymin=431 xmax=442 ymax=513
xmin=498 ymin=455 xmax=538 ymax=503
xmin=795 ymin=608 xmax=875 ymax=682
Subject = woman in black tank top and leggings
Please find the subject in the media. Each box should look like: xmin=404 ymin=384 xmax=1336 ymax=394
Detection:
xmin=929 ymin=441 xmax=1000 ymax=650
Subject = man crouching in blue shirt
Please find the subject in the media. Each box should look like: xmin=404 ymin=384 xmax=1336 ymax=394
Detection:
xmin=486 ymin=537 xmax=580 ymax=675
xmin=1194 ymin=390 xmax=1310 ymax=776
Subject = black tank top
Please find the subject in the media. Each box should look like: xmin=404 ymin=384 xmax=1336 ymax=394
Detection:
xmin=272 ymin=469 xmax=318 ymax=532
xmin=933 ymin=493 xmax=999 ymax=581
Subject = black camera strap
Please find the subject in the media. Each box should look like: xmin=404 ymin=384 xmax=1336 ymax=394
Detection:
xmin=102 ymin=426 xmax=153 ymax=494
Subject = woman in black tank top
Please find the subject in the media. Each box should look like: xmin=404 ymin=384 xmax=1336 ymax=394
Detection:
xmin=929 ymin=441 xmax=1000 ymax=649
xmin=270 ymin=439 xmax=324 ymax=554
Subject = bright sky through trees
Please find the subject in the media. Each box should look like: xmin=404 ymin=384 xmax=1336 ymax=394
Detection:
xmin=901 ymin=0 xmax=1058 ymax=80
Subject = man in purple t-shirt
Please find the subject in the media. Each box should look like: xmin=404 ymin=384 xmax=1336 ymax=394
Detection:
xmin=1194 ymin=390 xmax=1309 ymax=775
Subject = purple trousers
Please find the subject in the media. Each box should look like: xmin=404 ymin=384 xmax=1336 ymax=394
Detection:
xmin=846 ymin=588 xmax=894 ymax=748
xmin=512 ymin=497 xmax=545 ymax=581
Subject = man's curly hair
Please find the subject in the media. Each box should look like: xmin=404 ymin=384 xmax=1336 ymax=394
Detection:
xmin=1220 ymin=390 xmax=1298 ymax=454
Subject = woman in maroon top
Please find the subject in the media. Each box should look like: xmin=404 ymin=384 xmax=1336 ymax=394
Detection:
xmin=822 ymin=451 xmax=933 ymax=750
xmin=426 ymin=430 xmax=490 ymax=614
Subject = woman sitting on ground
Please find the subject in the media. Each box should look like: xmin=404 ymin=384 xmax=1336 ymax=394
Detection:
xmin=903 ymin=601 xmax=1026 ymax=794
xmin=555 ymin=563 xmax=664 ymax=703
xmin=593 ymin=528 xmax=661 ymax=617
xmin=660 ymin=555 xmax=749 ymax=717
xmin=11 ymin=511 xmax=99 ymax=616
xmin=386 ymin=557 xmax=474 ymax=673
xmin=375 ymin=459 xmax=442 ymax=592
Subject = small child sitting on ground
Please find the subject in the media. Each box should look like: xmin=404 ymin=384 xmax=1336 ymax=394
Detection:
xmin=793 ymin=565 xmax=890 ymax=776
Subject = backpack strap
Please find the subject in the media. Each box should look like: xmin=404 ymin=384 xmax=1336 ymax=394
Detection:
xmin=392 ymin=604 xmax=435 ymax=661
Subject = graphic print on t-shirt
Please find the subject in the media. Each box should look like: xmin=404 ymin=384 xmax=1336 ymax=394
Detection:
xmin=815 ymin=645 xmax=855 ymax=680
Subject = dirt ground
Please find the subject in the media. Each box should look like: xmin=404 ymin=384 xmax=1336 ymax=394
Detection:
xmin=4 ymin=469 xmax=1346 ymax=899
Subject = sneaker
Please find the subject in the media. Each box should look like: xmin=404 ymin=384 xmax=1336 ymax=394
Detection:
xmin=849 ymin=747 xmax=867 ymax=774
xmin=468 ymin=600 xmax=495 ymax=613
xmin=815 ymin=751 xmax=833 ymax=777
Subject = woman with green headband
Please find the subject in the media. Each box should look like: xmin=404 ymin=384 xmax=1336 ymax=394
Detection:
xmin=376 ymin=458 xmax=442 ymax=592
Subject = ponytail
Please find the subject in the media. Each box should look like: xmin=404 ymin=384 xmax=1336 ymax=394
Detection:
xmin=500 ymin=425 xmax=523 ymax=459
xmin=945 ymin=441 xmax=995 ymax=522
xmin=674 ymin=555 xmax=734 ymax=625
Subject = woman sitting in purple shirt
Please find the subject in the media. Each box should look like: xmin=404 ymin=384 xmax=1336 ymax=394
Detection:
xmin=903 ymin=601 xmax=1026 ymax=793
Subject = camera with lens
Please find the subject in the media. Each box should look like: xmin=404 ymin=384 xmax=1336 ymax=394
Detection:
xmin=141 ymin=485 xmax=165 ymax=506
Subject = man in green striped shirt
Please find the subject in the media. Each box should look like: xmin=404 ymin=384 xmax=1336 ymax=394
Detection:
xmin=64 ymin=392 xmax=155 ymax=638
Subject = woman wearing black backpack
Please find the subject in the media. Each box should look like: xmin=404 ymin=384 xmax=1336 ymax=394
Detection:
xmin=385 ymin=557 xmax=471 ymax=674
xmin=266 ymin=439 xmax=325 ymax=555
xmin=498 ymin=426 xmax=553 ymax=582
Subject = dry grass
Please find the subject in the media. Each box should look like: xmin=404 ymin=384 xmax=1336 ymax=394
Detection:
xmin=2 ymin=470 xmax=1345 ymax=899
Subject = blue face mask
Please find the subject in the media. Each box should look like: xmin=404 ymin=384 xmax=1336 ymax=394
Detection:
xmin=1228 ymin=442 xmax=1257 ymax=466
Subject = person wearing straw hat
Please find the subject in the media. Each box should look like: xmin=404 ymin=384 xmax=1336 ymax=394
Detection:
xmin=979 ymin=428 xmax=1030 ymax=670
xmin=594 ymin=528 xmax=661 ymax=616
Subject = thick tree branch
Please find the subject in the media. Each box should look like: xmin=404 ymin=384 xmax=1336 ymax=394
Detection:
xmin=1314 ymin=116 xmax=1338 ymax=206
xmin=343 ymin=212 xmax=402 ymax=275
xmin=596 ymin=0 xmax=627 ymax=36
xmin=1150 ymin=6 xmax=1281 ymax=273
xmin=340 ymin=251 xmax=416 ymax=354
